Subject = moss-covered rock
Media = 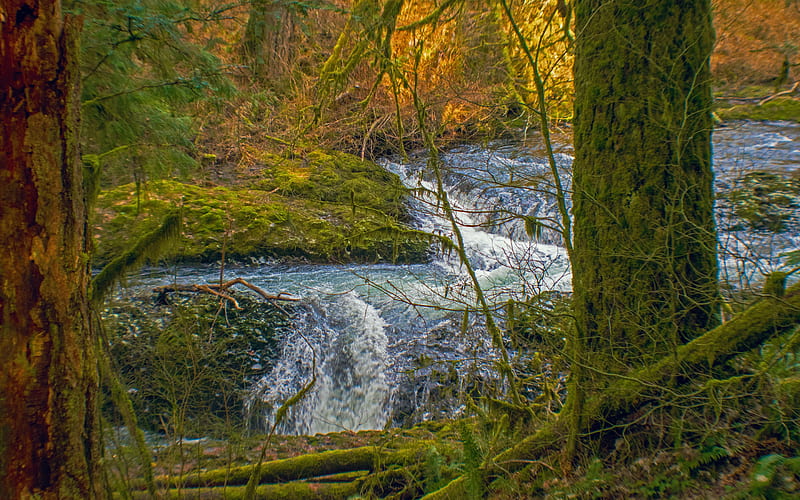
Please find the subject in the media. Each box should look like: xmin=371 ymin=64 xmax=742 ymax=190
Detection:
xmin=93 ymin=150 xmax=432 ymax=265
xmin=103 ymin=293 xmax=292 ymax=434
xmin=722 ymin=171 xmax=800 ymax=232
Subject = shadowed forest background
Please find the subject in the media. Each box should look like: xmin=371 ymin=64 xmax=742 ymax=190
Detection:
xmin=1 ymin=0 xmax=800 ymax=498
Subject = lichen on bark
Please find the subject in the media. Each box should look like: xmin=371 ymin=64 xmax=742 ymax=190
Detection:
xmin=567 ymin=0 xmax=720 ymax=457
xmin=0 ymin=3 xmax=102 ymax=497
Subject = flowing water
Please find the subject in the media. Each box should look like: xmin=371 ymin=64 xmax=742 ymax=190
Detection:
xmin=713 ymin=121 xmax=800 ymax=285
xmin=129 ymin=121 xmax=800 ymax=435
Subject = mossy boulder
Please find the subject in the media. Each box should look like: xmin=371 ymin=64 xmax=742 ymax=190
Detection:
xmin=722 ymin=171 xmax=800 ymax=232
xmin=103 ymin=293 xmax=291 ymax=434
xmin=93 ymin=150 xmax=432 ymax=265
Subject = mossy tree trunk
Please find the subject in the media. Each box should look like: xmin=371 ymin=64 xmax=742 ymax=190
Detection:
xmin=0 ymin=2 xmax=102 ymax=498
xmin=569 ymin=0 xmax=719 ymax=436
xmin=241 ymin=0 xmax=296 ymax=81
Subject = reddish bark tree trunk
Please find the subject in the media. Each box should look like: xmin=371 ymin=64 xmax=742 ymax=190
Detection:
xmin=0 ymin=1 xmax=102 ymax=497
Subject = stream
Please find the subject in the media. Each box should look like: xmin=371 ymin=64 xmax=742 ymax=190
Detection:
xmin=124 ymin=121 xmax=800 ymax=435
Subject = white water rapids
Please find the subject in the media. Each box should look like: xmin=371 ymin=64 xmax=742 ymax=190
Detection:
xmin=132 ymin=121 xmax=800 ymax=435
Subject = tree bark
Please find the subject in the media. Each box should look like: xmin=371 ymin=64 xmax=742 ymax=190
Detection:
xmin=0 ymin=2 xmax=102 ymax=498
xmin=241 ymin=0 xmax=295 ymax=80
xmin=572 ymin=0 xmax=718 ymax=369
xmin=568 ymin=3 xmax=719 ymax=453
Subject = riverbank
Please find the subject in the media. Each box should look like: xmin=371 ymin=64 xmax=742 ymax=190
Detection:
xmin=93 ymin=108 xmax=798 ymax=270
xmin=100 ymin=121 xmax=800 ymax=499
xmin=715 ymin=85 xmax=800 ymax=123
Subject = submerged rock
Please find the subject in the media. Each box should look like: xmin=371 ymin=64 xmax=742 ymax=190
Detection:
xmin=721 ymin=170 xmax=800 ymax=232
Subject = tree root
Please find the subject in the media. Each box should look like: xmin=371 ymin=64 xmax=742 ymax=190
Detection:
xmin=423 ymin=283 xmax=800 ymax=498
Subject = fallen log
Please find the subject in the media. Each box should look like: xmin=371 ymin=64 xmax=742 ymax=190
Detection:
xmin=154 ymin=277 xmax=299 ymax=309
xmin=585 ymin=281 xmax=800 ymax=424
xmin=129 ymin=465 xmax=425 ymax=499
xmin=134 ymin=443 xmax=429 ymax=490
xmin=129 ymin=481 xmax=359 ymax=499
xmin=423 ymin=282 xmax=800 ymax=498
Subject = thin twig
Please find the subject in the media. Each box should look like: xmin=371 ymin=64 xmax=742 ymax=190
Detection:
xmin=758 ymin=80 xmax=800 ymax=105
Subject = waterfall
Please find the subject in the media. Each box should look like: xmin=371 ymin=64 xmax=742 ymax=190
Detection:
xmin=247 ymin=292 xmax=390 ymax=435
xmin=382 ymin=145 xmax=573 ymax=299
xmin=241 ymin=122 xmax=799 ymax=435
xmin=247 ymin=141 xmax=575 ymax=434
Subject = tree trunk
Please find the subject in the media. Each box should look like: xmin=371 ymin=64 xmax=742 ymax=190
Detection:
xmin=241 ymin=0 xmax=295 ymax=80
xmin=571 ymin=0 xmax=718 ymax=379
xmin=566 ymin=0 xmax=718 ymax=461
xmin=0 ymin=2 xmax=102 ymax=498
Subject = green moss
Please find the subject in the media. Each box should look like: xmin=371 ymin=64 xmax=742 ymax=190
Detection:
xmin=105 ymin=294 xmax=290 ymax=434
xmin=715 ymin=96 xmax=800 ymax=122
xmin=93 ymin=150 xmax=430 ymax=265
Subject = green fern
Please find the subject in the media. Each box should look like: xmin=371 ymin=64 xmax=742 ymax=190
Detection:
xmin=684 ymin=444 xmax=730 ymax=473
xmin=423 ymin=446 xmax=448 ymax=493
xmin=458 ymin=421 xmax=485 ymax=499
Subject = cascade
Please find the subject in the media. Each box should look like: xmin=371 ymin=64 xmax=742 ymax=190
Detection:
xmin=241 ymin=121 xmax=799 ymax=434
xmin=247 ymin=293 xmax=390 ymax=435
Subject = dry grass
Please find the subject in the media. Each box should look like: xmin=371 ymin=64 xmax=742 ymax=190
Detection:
xmin=713 ymin=0 xmax=800 ymax=88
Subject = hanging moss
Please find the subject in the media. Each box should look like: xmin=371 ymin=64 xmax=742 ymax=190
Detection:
xmin=90 ymin=212 xmax=182 ymax=304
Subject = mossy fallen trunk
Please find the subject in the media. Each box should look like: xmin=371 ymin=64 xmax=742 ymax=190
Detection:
xmin=135 ymin=443 xmax=427 ymax=490
xmin=128 ymin=464 xmax=425 ymax=499
xmin=128 ymin=480 xmax=359 ymax=499
xmin=423 ymin=283 xmax=800 ymax=498
xmin=584 ymin=281 xmax=800 ymax=423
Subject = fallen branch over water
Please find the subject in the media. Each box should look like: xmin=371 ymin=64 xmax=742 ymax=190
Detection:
xmin=154 ymin=277 xmax=300 ymax=309
xmin=759 ymin=80 xmax=800 ymax=105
